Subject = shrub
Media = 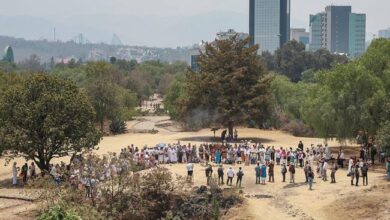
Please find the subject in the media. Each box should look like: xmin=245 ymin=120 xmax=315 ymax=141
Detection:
xmin=281 ymin=120 xmax=315 ymax=137
xmin=109 ymin=119 xmax=127 ymax=134
xmin=38 ymin=203 xmax=81 ymax=220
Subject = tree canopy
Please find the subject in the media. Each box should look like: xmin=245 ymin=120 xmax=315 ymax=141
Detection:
xmin=271 ymin=41 xmax=349 ymax=82
xmin=301 ymin=39 xmax=390 ymax=142
xmin=0 ymin=74 xmax=101 ymax=170
xmin=166 ymin=37 xmax=272 ymax=131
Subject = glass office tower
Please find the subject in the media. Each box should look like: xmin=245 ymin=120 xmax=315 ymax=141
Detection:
xmin=249 ymin=0 xmax=290 ymax=54
xmin=349 ymin=13 xmax=366 ymax=58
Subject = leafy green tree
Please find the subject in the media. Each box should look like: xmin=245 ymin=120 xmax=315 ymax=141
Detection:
xmin=164 ymin=74 xmax=187 ymax=119
xmin=18 ymin=54 xmax=44 ymax=72
xmin=301 ymin=39 xmax=390 ymax=141
xmin=0 ymin=74 xmax=101 ymax=171
xmin=271 ymin=75 xmax=314 ymax=120
xmin=274 ymin=41 xmax=309 ymax=82
xmin=302 ymin=63 xmax=388 ymax=140
xmin=176 ymin=37 xmax=272 ymax=134
xmin=85 ymin=62 xmax=136 ymax=132
xmin=376 ymin=121 xmax=390 ymax=152
xmin=114 ymin=59 xmax=138 ymax=72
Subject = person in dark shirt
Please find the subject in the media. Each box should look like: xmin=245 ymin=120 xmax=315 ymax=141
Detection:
xmin=236 ymin=167 xmax=244 ymax=187
xmin=354 ymin=164 xmax=360 ymax=186
xmin=217 ymin=165 xmax=224 ymax=185
xmin=268 ymin=161 xmax=275 ymax=182
xmin=361 ymin=162 xmax=368 ymax=186
xmin=205 ymin=165 xmax=213 ymax=185
xmin=298 ymin=141 xmax=304 ymax=151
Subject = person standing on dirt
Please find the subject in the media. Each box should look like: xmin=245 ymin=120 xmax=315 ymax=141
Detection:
xmin=361 ymin=162 xmax=368 ymax=186
xmin=260 ymin=162 xmax=267 ymax=185
xmin=298 ymin=141 xmax=304 ymax=151
xmin=29 ymin=162 xmax=36 ymax=180
xmin=322 ymin=160 xmax=328 ymax=182
xmin=21 ymin=163 xmax=28 ymax=183
xmin=268 ymin=161 xmax=275 ymax=182
xmin=186 ymin=162 xmax=194 ymax=182
xmin=12 ymin=162 xmax=18 ymax=186
xmin=215 ymin=148 xmax=222 ymax=165
xmin=236 ymin=167 xmax=244 ymax=187
xmin=217 ymin=165 xmax=224 ymax=185
xmin=307 ymin=167 xmax=314 ymax=190
xmin=304 ymin=161 xmax=310 ymax=183
xmin=281 ymin=163 xmax=287 ymax=182
xmin=255 ymin=163 xmax=261 ymax=184
xmin=350 ymin=162 xmax=356 ymax=186
xmin=354 ymin=164 xmax=360 ymax=186
xmin=289 ymin=162 xmax=295 ymax=183
xmin=227 ymin=166 xmax=235 ymax=186
xmin=205 ymin=165 xmax=213 ymax=185
xmin=330 ymin=161 xmax=337 ymax=183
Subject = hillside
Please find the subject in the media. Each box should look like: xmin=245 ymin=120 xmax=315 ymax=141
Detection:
xmin=0 ymin=35 xmax=194 ymax=63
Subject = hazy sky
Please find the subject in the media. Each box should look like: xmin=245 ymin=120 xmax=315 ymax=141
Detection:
xmin=0 ymin=0 xmax=388 ymax=47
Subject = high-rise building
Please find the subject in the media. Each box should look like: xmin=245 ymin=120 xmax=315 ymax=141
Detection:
xmin=309 ymin=6 xmax=366 ymax=58
xmin=349 ymin=13 xmax=366 ymax=58
xmin=309 ymin=13 xmax=326 ymax=51
xmin=378 ymin=28 xmax=390 ymax=38
xmin=325 ymin=6 xmax=352 ymax=54
xmin=249 ymin=0 xmax=290 ymax=54
xmin=290 ymin=28 xmax=310 ymax=45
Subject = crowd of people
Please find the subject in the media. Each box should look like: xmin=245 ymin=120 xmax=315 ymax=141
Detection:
xmin=10 ymin=139 xmax=390 ymax=194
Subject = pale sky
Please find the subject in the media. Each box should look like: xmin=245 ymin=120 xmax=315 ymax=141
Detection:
xmin=0 ymin=0 xmax=388 ymax=47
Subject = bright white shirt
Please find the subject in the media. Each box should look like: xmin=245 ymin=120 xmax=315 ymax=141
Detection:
xmin=323 ymin=162 xmax=328 ymax=170
xmin=227 ymin=169 xmax=235 ymax=177
xmin=187 ymin=163 xmax=194 ymax=171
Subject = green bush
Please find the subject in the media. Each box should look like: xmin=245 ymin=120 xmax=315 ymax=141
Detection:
xmin=38 ymin=203 xmax=81 ymax=220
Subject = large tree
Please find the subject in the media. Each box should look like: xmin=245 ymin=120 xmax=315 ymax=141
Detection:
xmin=302 ymin=39 xmax=390 ymax=141
xmin=0 ymin=74 xmax=101 ymax=171
xmin=177 ymin=37 xmax=272 ymax=136
xmin=84 ymin=62 xmax=136 ymax=132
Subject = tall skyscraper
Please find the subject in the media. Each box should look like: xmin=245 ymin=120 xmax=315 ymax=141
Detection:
xmin=349 ymin=13 xmax=366 ymax=58
xmin=309 ymin=6 xmax=366 ymax=58
xmin=325 ymin=6 xmax=351 ymax=54
xmin=309 ymin=13 xmax=326 ymax=51
xmin=378 ymin=28 xmax=390 ymax=38
xmin=249 ymin=0 xmax=290 ymax=54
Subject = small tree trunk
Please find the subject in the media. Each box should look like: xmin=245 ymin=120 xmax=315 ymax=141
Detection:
xmin=100 ymin=120 xmax=104 ymax=133
xmin=228 ymin=120 xmax=234 ymax=140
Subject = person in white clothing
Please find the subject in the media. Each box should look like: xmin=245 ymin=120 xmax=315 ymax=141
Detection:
xmin=186 ymin=163 xmax=194 ymax=182
xmin=322 ymin=160 xmax=328 ymax=181
xmin=226 ymin=167 xmax=235 ymax=186
xmin=12 ymin=162 xmax=18 ymax=186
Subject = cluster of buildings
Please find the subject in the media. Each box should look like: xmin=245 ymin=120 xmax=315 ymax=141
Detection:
xmin=192 ymin=0 xmax=380 ymax=71
xmin=250 ymin=1 xmax=368 ymax=58
xmin=308 ymin=6 xmax=366 ymax=58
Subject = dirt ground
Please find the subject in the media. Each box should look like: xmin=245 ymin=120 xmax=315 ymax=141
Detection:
xmin=0 ymin=116 xmax=389 ymax=220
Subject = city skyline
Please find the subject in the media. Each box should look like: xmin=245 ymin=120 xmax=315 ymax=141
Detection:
xmin=0 ymin=0 xmax=388 ymax=47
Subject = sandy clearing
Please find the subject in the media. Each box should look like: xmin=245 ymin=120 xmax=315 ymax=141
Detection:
xmin=0 ymin=116 xmax=388 ymax=220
